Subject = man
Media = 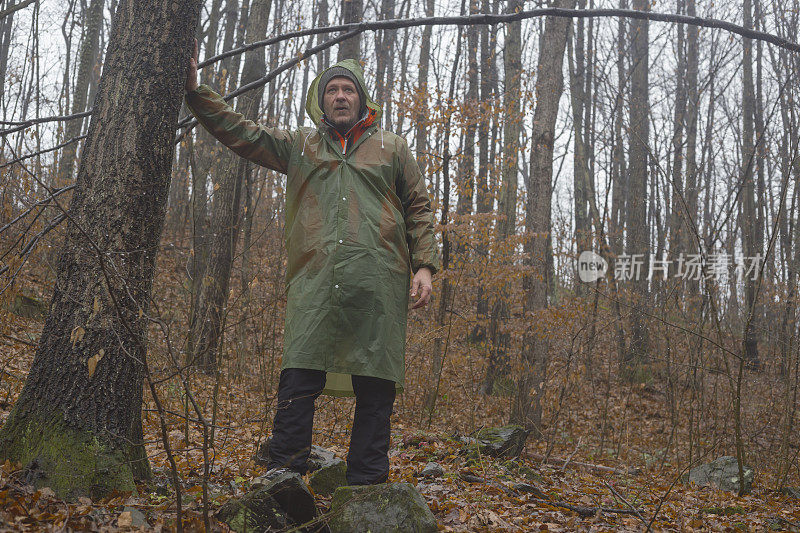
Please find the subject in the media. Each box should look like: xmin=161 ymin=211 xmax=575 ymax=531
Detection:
xmin=184 ymin=49 xmax=440 ymax=485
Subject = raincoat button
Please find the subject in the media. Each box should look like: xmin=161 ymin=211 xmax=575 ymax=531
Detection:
xmin=338 ymin=239 xmax=343 ymax=243
xmin=342 ymin=197 xmax=346 ymax=201
xmin=334 ymin=284 xmax=339 ymax=289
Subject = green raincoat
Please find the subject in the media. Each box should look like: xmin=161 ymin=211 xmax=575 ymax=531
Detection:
xmin=185 ymin=59 xmax=440 ymax=396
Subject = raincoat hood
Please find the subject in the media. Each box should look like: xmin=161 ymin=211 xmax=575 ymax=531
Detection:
xmin=306 ymin=59 xmax=382 ymax=127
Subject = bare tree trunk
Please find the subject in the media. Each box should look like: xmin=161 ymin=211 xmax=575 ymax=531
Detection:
xmin=338 ymin=0 xmax=362 ymax=61
xmin=622 ymin=0 xmax=651 ymax=377
xmin=415 ymin=0 xmax=435 ymax=177
xmin=375 ymin=0 xmax=395 ymax=130
xmin=610 ymin=0 xmax=627 ymax=259
xmin=741 ymin=0 xmax=760 ymax=366
xmin=317 ymin=0 xmax=329 ymax=71
xmin=190 ymin=0 xmax=272 ymax=374
xmin=511 ymin=0 xmax=572 ymax=432
xmin=471 ymin=0 xmax=495 ymax=346
xmin=684 ymin=0 xmax=699 ymax=302
xmin=572 ymin=0 xmax=589 ymax=296
xmin=425 ymin=17 xmax=464 ymax=420
xmin=457 ymin=0 xmax=479 ymax=222
xmin=187 ymin=0 xmax=225 ymax=362
xmin=218 ymin=0 xmax=240 ymax=92
xmin=0 ymin=0 xmax=19 ymax=110
xmin=669 ymin=0 xmax=687 ymax=275
xmin=0 ymin=0 xmax=201 ymax=498
xmin=484 ymin=0 xmax=522 ymax=395
xmin=55 ymin=0 xmax=104 ymax=187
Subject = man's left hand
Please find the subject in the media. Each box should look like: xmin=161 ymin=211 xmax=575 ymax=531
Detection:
xmin=410 ymin=267 xmax=433 ymax=310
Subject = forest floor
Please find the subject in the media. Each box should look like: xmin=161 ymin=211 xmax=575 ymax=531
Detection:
xmin=2 ymin=251 xmax=800 ymax=532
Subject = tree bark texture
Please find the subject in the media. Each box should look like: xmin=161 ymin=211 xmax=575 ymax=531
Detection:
xmin=338 ymin=0 xmax=362 ymax=61
xmin=190 ymin=0 xmax=271 ymax=374
xmin=622 ymin=0 xmax=650 ymax=375
xmin=511 ymin=0 xmax=572 ymax=431
xmin=741 ymin=0 xmax=761 ymax=365
xmin=484 ymin=0 xmax=522 ymax=395
xmin=0 ymin=0 xmax=202 ymax=499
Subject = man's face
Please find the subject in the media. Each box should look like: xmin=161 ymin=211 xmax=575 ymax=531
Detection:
xmin=323 ymin=77 xmax=360 ymax=131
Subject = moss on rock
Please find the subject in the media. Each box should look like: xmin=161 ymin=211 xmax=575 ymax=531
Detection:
xmin=328 ymin=482 xmax=437 ymax=533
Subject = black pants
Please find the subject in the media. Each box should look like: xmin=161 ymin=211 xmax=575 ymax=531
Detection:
xmin=267 ymin=368 xmax=396 ymax=485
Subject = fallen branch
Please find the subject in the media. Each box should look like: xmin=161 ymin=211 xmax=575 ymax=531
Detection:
xmin=528 ymin=453 xmax=640 ymax=476
xmin=537 ymin=499 xmax=646 ymax=518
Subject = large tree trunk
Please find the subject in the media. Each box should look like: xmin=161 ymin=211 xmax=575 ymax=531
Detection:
xmin=0 ymin=0 xmax=201 ymax=499
xmin=511 ymin=0 xmax=572 ymax=431
xmin=622 ymin=0 xmax=651 ymax=377
xmin=190 ymin=0 xmax=271 ymax=374
xmin=338 ymin=0 xmax=362 ymax=61
xmin=484 ymin=0 xmax=522 ymax=395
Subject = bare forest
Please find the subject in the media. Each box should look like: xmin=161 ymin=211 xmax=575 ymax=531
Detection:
xmin=1 ymin=0 xmax=800 ymax=530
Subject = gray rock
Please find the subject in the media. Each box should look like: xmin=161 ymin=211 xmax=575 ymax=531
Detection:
xmin=328 ymin=482 xmax=437 ymax=533
xmin=309 ymin=459 xmax=347 ymax=496
xmin=462 ymin=425 xmax=529 ymax=458
xmin=121 ymin=507 xmax=147 ymax=528
xmin=251 ymin=470 xmax=318 ymax=529
xmin=781 ymin=487 xmax=800 ymax=499
xmin=216 ymin=489 xmax=289 ymax=533
xmin=308 ymin=446 xmax=340 ymax=472
xmin=685 ymin=456 xmax=754 ymax=494
xmin=253 ymin=438 xmax=336 ymax=474
xmin=420 ymin=462 xmax=443 ymax=478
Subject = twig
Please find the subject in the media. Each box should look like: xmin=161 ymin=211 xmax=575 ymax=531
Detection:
xmin=560 ymin=437 xmax=582 ymax=471
xmin=0 ymin=333 xmax=37 ymax=347
xmin=603 ymin=479 xmax=650 ymax=529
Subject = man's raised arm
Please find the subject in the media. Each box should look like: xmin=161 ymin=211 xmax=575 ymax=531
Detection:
xmin=184 ymin=39 xmax=293 ymax=174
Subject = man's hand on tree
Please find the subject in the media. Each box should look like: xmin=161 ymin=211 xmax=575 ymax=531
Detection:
xmin=185 ymin=38 xmax=198 ymax=93
xmin=410 ymin=267 xmax=433 ymax=310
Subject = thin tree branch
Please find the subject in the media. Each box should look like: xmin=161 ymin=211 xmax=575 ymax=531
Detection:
xmin=0 ymin=110 xmax=91 ymax=136
xmin=4 ymin=8 xmax=799 ymax=136
xmin=0 ymin=135 xmax=86 ymax=170
xmin=0 ymin=0 xmax=37 ymax=21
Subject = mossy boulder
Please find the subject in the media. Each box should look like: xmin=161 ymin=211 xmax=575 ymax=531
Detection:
xmin=461 ymin=425 xmax=529 ymax=458
xmin=328 ymin=482 xmax=437 ymax=533
xmin=215 ymin=489 xmax=288 ymax=532
xmin=684 ymin=456 xmax=754 ymax=494
xmin=309 ymin=459 xmax=347 ymax=496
